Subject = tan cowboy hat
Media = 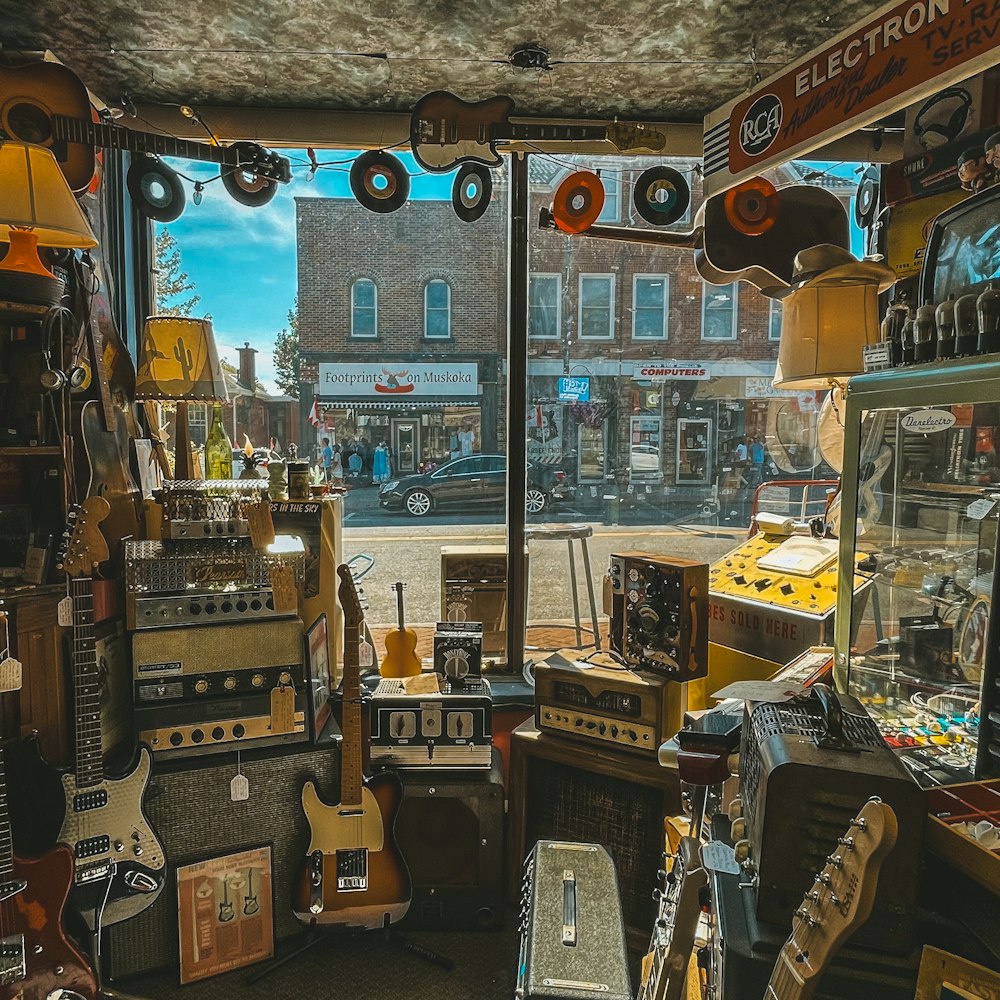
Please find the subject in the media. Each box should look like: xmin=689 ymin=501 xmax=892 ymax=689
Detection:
xmin=771 ymin=244 xmax=897 ymax=299
xmin=816 ymin=385 xmax=846 ymax=473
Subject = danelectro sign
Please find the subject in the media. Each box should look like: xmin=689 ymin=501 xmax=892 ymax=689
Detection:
xmin=704 ymin=0 xmax=1000 ymax=196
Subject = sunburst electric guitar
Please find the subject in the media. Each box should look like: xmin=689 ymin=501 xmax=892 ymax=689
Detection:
xmin=293 ymin=565 xmax=411 ymax=929
xmin=43 ymin=498 xmax=166 ymax=930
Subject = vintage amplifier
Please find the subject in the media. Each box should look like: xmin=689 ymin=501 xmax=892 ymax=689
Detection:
xmin=737 ymin=687 xmax=925 ymax=954
xmin=132 ymin=617 xmax=307 ymax=757
xmin=516 ymin=841 xmax=631 ymax=1000
xmin=369 ymin=677 xmax=492 ymax=767
xmin=157 ymin=478 xmax=269 ymax=540
xmin=533 ymin=652 xmax=684 ymax=756
xmin=609 ymin=552 xmax=708 ymax=681
xmin=124 ymin=537 xmax=305 ymax=629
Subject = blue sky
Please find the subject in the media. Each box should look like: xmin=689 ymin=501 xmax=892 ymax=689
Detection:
xmin=158 ymin=153 xmax=864 ymax=392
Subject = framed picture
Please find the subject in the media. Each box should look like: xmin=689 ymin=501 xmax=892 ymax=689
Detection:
xmin=305 ymin=613 xmax=333 ymax=740
xmin=176 ymin=845 xmax=274 ymax=984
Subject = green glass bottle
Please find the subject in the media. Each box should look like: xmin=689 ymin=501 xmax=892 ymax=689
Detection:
xmin=205 ymin=401 xmax=233 ymax=479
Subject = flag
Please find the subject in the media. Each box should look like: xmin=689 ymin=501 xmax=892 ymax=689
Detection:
xmin=307 ymin=398 xmax=322 ymax=428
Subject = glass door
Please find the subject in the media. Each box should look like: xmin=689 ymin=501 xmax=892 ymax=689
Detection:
xmin=630 ymin=415 xmax=662 ymax=482
xmin=392 ymin=419 xmax=419 ymax=474
xmin=677 ymin=418 xmax=711 ymax=484
xmin=577 ymin=423 xmax=607 ymax=482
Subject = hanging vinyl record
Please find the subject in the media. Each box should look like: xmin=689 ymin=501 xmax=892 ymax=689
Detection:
xmin=350 ymin=150 xmax=410 ymax=214
xmin=452 ymin=164 xmax=492 ymax=223
xmin=854 ymin=165 xmax=880 ymax=230
xmin=633 ymin=165 xmax=690 ymax=226
xmin=723 ymin=176 xmax=780 ymax=236
xmin=221 ymin=142 xmax=279 ymax=207
xmin=551 ymin=170 xmax=605 ymax=234
xmin=127 ymin=154 xmax=185 ymax=222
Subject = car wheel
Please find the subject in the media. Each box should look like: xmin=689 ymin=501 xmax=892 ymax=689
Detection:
xmin=525 ymin=487 xmax=548 ymax=514
xmin=405 ymin=489 xmax=433 ymax=517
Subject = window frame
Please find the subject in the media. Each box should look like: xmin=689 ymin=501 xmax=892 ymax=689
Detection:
xmin=701 ymin=282 xmax=739 ymax=342
xmin=528 ymin=272 xmax=562 ymax=340
xmin=350 ymin=277 xmax=378 ymax=339
xmin=424 ymin=278 xmax=452 ymax=340
xmin=769 ymin=298 xmax=783 ymax=341
xmin=596 ymin=173 xmax=621 ymax=224
xmin=578 ymin=273 xmax=616 ymax=341
xmin=631 ymin=273 xmax=670 ymax=341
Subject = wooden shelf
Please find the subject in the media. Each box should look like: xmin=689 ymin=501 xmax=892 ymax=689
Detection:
xmin=0 ymin=301 xmax=51 ymax=324
xmin=0 ymin=446 xmax=62 ymax=456
xmin=900 ymin=480 xmax=993 ymax=496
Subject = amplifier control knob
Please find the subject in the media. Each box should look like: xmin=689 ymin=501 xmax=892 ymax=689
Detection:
xmin=251 ymin=673 xmax=265 ymax=688
xmin=727 ymin=797 xmax=743 ymax=821
xmin=224 ymin=676 xmax=238 ymax=691
xmin=279 ymin=671 xmax=292 ymax=686
xmin=175 ymin=605 xmax=185 ymax=617
xmin=730 ymin=818 xmax=746 ymax=841
xmin=734 ymin=839 xmax=751 ymax=864
xmin=194 ymin=678 xmax=210 ymax=694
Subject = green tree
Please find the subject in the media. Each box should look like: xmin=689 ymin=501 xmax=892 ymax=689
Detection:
xmin=154 ymin=228 xmax=201 ymax=316
xmin=273 ymin=299 xmax=300 ymax=398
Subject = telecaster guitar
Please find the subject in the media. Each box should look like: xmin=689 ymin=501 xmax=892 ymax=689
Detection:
xmin=43 ymin=499 xmax=166 ymax=931
xmin=293 ymin=565 xmax=411 ymax=930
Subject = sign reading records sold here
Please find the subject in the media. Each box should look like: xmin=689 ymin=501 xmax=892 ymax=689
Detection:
xmin=319 ymin=362 xmax=479 ymax=398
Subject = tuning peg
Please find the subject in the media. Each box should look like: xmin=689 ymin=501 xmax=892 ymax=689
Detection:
xmin=727 ymin=797 xmax=743 ymax=821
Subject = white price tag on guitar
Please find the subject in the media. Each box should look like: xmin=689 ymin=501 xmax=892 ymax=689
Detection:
xmin=230 ymin=773 xmax=250 ymax=802
xmin=966 ymin=497 xmax=997 ymax=520
xmin=358 ymin=639 xmax=375 ymax=668
xmin=700 ymin=840 xmax=741 ymax=875
xmin=57 ymin=597 xmax=74 ymax=627
xmin=0 ymin=657 xmax=22 ymax=693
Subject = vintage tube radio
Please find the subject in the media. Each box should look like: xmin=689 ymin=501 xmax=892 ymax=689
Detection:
xmin=157 ymin=478 xmax=269 ymax=540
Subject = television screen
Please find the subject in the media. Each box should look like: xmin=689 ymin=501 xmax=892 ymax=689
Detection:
xmin=931 ymin=192 xmax=1000 ymax=302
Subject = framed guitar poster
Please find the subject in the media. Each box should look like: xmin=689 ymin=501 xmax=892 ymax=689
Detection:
xmin=305 ymin=614 xmax=333 ymax=740
xmin=176 ymin=845 xmax=274 ymax=984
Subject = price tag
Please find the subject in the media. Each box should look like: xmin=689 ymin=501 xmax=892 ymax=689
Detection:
xmin=358 ymin=639 xmax=375 ymax=668
xmin=966 ymin=497 xmax=997 ymax=520
xmin=711 ymin=680 xmax=807 ymax=703
xmin=0 ymin=657 xmax=22 ymax=693
xmin=863 ymin=341 xmax=891 ymax=372
xmin=270 ymin=684 xmax=296 ymax=734
xmin=701 ymin=840 xmax=741 ymax=875
xmin=589 ymin=486 xmax=598 ymax=498
xmin=270 ymin=564 xmax=298 ymax=612
xmin=230 ymin=773 xmax=250 ymax=802
xmin=246 ymin=501 xmax=275 ymax=550
xmin=402 ymin=672 xmax=442 ymax=695
xmin=57 ymin=597 xmax=73 ymax=627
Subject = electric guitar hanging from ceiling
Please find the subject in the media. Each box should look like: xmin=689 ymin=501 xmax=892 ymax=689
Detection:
xmin=292 ymin=564 xmax=411 ymax=929
xmin=36 ymin=498 xmax=166 ymax=931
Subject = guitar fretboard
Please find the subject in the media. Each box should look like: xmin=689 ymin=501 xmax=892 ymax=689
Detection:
xmin=71 ymin=577 xmax=105 ymax=789
xmin=340 ymin=622 xmax=363 ymax=807
xmin=0 ymin=748 xmax=13 ymax=879
xmin=504 ymin=122 xmax=608 ymax=143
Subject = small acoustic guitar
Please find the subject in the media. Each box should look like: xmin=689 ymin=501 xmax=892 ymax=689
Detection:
xmin=381 ymin=582 xmax=420 ymax=678
xmin=292 ymin=565 xmax=411 ymax=930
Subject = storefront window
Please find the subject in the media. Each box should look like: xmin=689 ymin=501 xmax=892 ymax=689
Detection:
xmin=630 ymin=415 xmax=662 ymax=481
xmin=702 ymin=283 xmax=738 ymax=340
xmin=424 ymin=279 xmax=451 ymax=338
xmin=769 ymin=299 xmax=782 ymax=341
xmin=579 ymin=274 xmax=615 ymax=339
xmin=597 ymin=173 xmax=621 ymax=223
xmin=188 ymin=402 xmax=208 ymax=448
xmin=632 ymin=275 xmax=669 ymax=340
xmin=677 ymin=417 xmax=711 ymax=484
xmin=529 ymin=274 xmax=561 ymax=339
xmin=351 ymin=278 xmax=377 ymax=338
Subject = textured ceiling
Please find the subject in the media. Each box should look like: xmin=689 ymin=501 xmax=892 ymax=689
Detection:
xmin=0 ymin=0 xmax=884 ymax=121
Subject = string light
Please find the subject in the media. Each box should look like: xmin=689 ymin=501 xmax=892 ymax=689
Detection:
xmin=193 ymin=181 xmax=204 ymax=205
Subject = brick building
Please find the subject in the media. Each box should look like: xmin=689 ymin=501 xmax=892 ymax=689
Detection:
xmin=297 ymin=158 xmax=853 ymax=492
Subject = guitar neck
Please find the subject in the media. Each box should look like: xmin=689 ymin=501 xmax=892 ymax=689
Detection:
xmin=71 ymin=577 xmax=105 ymax=788
xmin=396 ymin=588 xmax=405 ymax=632
xmin=765 ymin=944 xmax=812 ymax=1000
xmin=52 ymin=115 xmax=233 ymax=166
xmin=502 ymin=122 xmax=608 ymax=144
xmin=0 ymin=747 xmax=13 ymax=879
xmin=340 ymin=622 xmax=363 ymax=806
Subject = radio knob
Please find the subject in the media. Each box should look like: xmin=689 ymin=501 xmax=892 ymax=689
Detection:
xmin=252 ymin=673 xmax=265 ymax=688
xmin=194 ymin=678 xmax=209 ymax=694
xmin=169 ymin=732 xmax=184 ymax=746
xmin=175 ymin=605 xmax=185 ymax=616
xmin=224 ymin=675 xmax=238 ymax=691
xmin=279 ymin=671 xmax=292 ymax=686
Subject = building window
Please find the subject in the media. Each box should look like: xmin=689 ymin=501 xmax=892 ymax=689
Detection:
xmin=579 ymin=274 xmax=615 ymax=340
xmin=188 ymin=402 xmax=208 ymax=448
xmin=529 ymin=274 xmax=561 ymax=339
xmin=701 ymin=282 xmax=738 ymax=341
xmin=596 ymin=173 xmax=621 ymax=224
xmin=351 ymin=278 xmax=377 ymax=338
xmin=632 ymin=274 xmax=669 ymax=340
xmin=424 ymin=279 xmax=451 ymax=339
xmin=769 ymin=299 xmax=782 ymax=341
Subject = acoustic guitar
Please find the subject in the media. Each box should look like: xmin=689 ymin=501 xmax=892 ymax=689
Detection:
xmin=0 ymin=60 xmax=290 ymax=193
xmin=292 ymin=565 xmax=411 ymax=929
xmin=764 ymin=798 xmax=898 ymax=1000
xmin=410 ymin=91 xmax=666 ymax=173
xmin=381 ymin=582 xmax=420 ymax=678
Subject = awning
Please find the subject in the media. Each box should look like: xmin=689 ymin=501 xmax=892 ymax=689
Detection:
xmin=315 ymin=399 xmax=477 ymax=409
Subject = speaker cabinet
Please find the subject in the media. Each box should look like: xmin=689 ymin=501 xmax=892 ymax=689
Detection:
xmin=394 ymin=749 xmax=505 ymax=930
xmin=508 ymin=721 xmax=680 ymax=950
xmin=106 ymin=743 xmax=339 ymax=980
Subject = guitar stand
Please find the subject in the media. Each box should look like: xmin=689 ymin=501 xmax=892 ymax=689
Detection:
xmin=245 ymin=921 xmax=453 ymax=985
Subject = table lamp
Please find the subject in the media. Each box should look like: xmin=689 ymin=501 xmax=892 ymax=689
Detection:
xmin=0 ymin=142 xmax=98 ymax=306
xmin=136 ymin=316 xmax=228 ymax=480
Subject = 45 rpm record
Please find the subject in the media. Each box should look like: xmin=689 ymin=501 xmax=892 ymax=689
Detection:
xmin=127 ymin=154 xmax=185 ymax=222
xmin=552 ymin=170 xmax=605 ymax=234
xmin=452 ymin=163 xmax=492 ymax=223
xmin=723 ymin=175 xmax=780 ymax=236
xmin=855 ymin=165 xmax=880 ymax=230
xmin=350 ymin=150 xmax=410 ymax=214
xmin=633 ymin=165 xmax=690 ymax=226
xmin=220 ymin=142 xmax=279 ymax=207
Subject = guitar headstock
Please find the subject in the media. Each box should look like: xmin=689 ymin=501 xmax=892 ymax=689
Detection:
xmin=232 ymin=141 xmax=291 ymax=184
xmin=337 ymin=563 xmax=364 ymax=631
xmin=783 ymin=798 xmax=898 ymax=987
xmin=607 ymin=122 xmax=667 ymax=154
xmin=58 ymin=497 xmax=111 ymax=579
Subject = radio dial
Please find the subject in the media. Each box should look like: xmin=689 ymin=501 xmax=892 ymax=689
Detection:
xmin=194 ymin=678 xmax=209 ymax=694
xmin=443 ymin=648 xmax=470 ymax=680
xmin=223 ymin=675 xmax=237 ymax=691
xmin=251 ymin=673 xmax=265 ymax=688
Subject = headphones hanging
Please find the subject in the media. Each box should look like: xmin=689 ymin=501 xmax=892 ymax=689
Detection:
xmin=127 ymin=154 xmax=186 ymax=222
xmin=350 ymin=150 xmax=410 ymax=214
xmin=221 ymin=142 xmax=280 ymax=207
xmin=913 ymin=86 xmax=973 ymax=149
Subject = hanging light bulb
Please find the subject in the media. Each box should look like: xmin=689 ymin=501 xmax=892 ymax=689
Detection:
xmin=193 ymin=181 xmax=204 ymax=206
xmin=307 ymin=147 xmax=319 ymax=182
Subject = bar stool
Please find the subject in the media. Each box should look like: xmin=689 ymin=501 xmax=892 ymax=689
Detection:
xmin=523 ymin=522 xmax=602 ymax=651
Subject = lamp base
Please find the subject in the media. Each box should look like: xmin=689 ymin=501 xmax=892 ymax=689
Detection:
xmin=0 ymin=269 xmax=62 ymax=308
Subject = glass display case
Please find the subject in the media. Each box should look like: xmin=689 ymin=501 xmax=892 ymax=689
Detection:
xmin=834 ymin=357 xmax=1000 ymax=787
